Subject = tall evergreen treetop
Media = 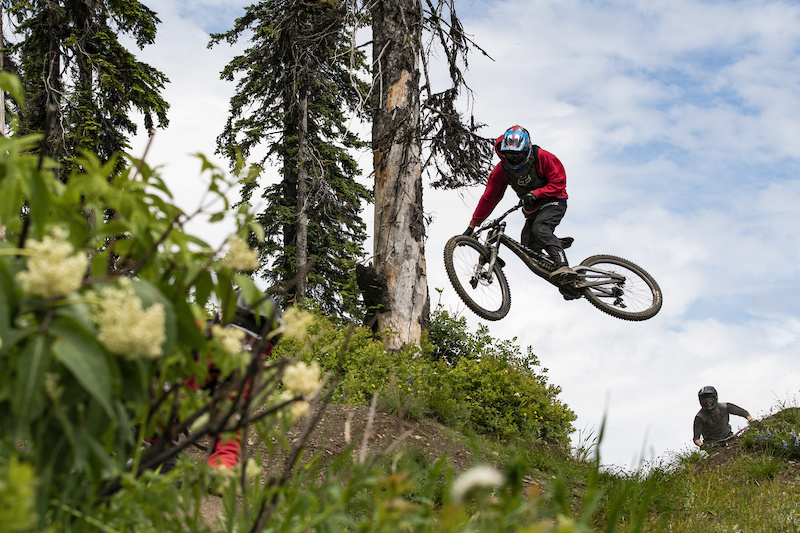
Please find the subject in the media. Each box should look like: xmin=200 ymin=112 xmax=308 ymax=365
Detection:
xmin=7 ymin=0 xmax=169 ymax=177
xmin=211 ymin=0 xmax=371 ymax=319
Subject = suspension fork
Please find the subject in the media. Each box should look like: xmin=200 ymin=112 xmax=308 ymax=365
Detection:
xmin=481 ymin=223 xmax=506 ymax=275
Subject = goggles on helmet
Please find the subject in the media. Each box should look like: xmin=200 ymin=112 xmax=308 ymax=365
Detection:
xmin=503 ymin=150 xmax=528 ymax=167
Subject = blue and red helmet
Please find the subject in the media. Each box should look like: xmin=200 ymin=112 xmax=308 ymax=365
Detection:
xmin=499 ymin=125 xmax=532 ymax=170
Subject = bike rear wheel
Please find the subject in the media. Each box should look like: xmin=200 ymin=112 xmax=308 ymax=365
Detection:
xmin=444 ymin=235 xmax=511 ymax=321
xmin=579 ymin=255 xmax=662 ymax=321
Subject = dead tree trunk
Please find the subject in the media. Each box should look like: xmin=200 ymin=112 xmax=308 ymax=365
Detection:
xmin=295 ymin=91 xmax=309 ymax=302
xmin=370 ymin=0 xmax=430 ymax=350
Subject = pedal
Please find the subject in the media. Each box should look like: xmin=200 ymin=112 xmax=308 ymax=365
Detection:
xmin=559 ymin=285 xmax=581 ymax=301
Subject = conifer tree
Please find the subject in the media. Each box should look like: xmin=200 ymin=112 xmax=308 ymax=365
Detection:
xmin=6 ymin=0 xmax=168 ymax=178
xmin=210 ymin=0 xmax=371 ymax=318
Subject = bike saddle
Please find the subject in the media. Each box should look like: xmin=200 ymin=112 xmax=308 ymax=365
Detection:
xmin=559 ymin=237 xmax=574 ymax=249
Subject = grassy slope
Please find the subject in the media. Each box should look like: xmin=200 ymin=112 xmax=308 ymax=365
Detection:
xmin=272 ymin=309 xmax=800 ymax=531
xmin=539 ymin=406 xmax=800 ymax=531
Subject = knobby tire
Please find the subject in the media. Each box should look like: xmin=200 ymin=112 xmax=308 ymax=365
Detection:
xmin=579 ymin=254 xmax=662 ymax=321
xmin=443 ymin=235 xmax=511 ymax=321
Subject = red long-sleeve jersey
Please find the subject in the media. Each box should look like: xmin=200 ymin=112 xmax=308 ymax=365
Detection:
xmin=470 ymin=136 xmax=568 ymax=227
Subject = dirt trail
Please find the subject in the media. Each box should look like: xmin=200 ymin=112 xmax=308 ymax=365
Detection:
xmin=188 ymin=404 xmax=482 ymax=528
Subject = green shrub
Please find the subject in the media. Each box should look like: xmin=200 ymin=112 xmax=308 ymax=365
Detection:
xmin=0 ymin=75 xmax=335 ymax=530
xmin=272 ymin=303 xmax=576 ymax=445
xmin=742 ymin=408 xmax=800 ymax=459
xmin=436 ymin=343 xmax=575 ymax=443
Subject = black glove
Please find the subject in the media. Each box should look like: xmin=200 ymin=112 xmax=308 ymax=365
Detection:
xmin=522 ymin=192 xmax=537 ymax=207
xmin=463 ymin=226 xmax=474 ymax=237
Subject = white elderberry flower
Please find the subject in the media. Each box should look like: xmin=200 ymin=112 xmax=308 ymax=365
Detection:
xmin=15 ymin=229 xmax=88 ymax=299
xmin=212 ymin=324 xmax=247 ymax=354
xmin=290 ymin=400 xmax=310 ymax=420
xmin=277 ymin=391 xmax=310 ymax=422
xmin=219 ymin=236 xmax=260 ymax=272
xmin=276 ymin=307 xmax=314 ymax=340
xmin=282 ymin=361 xmax=321 ymax=396
xmin=95 ymin=278 xmax=166 ymax=360
xmin=451 ymin=465 xmax=504 ymax=503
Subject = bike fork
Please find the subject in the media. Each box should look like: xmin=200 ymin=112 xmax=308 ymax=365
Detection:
xmin=470 ymin=247 xmax=500 ymax=288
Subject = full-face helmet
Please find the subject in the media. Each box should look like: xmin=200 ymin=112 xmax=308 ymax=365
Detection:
xmin=499 ymin=125 xmax=532 ymax=169
xmin=698 ymin=385 xmax=718 ymax=411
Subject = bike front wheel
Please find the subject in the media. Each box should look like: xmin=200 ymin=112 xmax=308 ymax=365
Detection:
xmin=443 ymin=235 xmax=511 ymax=321
xmin=578 ymin=255 xmax=662 ymax=321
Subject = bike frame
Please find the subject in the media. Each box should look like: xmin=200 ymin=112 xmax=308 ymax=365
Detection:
xmin=471 ymin=203 xmax=627 ymax=293
xmin=703 ymin=426 xmax=750 ymax=449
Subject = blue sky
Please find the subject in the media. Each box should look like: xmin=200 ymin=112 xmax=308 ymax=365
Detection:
xmin=130 ymin=0 xmax=800 ymax=470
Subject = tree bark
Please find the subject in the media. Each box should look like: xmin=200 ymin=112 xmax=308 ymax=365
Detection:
xmin=296 ymin=91 xmax=309 ymax=302
xmin=370 ymin=0 xmax=430 ymax=350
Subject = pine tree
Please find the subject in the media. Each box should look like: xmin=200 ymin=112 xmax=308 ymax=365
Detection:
xmin=211 ymin=0 xmax=371 ymax=319
xmin=7 ymin=0 xmax=169 ymax=178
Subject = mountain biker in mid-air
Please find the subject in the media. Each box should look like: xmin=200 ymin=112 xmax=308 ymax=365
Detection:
xmin=463 ymin=125 xmax=577 ymax=286
xmin=693 ymin=385 xmax=752 ymax=447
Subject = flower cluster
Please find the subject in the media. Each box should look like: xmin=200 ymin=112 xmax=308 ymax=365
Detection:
xmin=280 ymin=391 xmax=311 ymax=419
xmin=276 ymin=307 xmax=314 ymax=341
xmin=94 ymin=278 xmax=166 ymax=360
xmin=751 ymin=424 xmax=800 ymax=459
xmin=218 ymin=236 xmax=260 ymax=272
xmin=15 ymin=228 xmax=88 ymax=299
xmin=283 ymin=361 xmax=321 ymax=397
xmin=451 ymin=465 xmax=504 ymax=503
xmin=279 ymin=361 xmax=321 ymax=421
xmin=212 ymin=324 xmax=246 ymax=354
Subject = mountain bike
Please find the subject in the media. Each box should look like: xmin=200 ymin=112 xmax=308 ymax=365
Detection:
xmin=443 ymin=202 xmax=663 ymax=321
xmin=701 ymin=426 xmax=750 ymax=451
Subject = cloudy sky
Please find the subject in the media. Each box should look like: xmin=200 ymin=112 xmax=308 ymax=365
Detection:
xmin=127 ymin=0 xmax=800 ymax=470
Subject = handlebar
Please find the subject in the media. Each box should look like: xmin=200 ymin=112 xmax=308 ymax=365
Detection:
xmin=473 ymin=201 xmax=523 ymax=235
